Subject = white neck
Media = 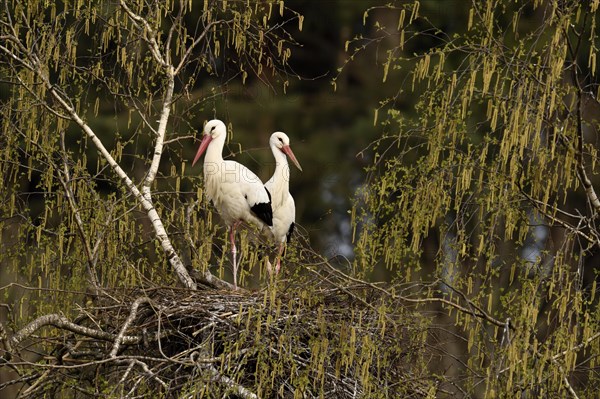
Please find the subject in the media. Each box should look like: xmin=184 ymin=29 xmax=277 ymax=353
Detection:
xmin=269 ymin=144 xmax=290 ymax=205
xmin=204 ymin=133 xmax=226 ymax=164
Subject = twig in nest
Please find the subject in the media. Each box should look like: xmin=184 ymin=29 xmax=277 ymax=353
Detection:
xmin=110 ymin=296 xmax=153 ymax=358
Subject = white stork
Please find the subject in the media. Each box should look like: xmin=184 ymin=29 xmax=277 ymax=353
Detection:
xmin=264 ymin=132 xmax=302 ymax=275
xmin=192 ymin=119 xmax=273 ymax=289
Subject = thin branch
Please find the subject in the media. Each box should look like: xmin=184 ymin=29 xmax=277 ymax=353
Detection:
xmin=174 ymin=20 xmax=219 ymax=75
xmin=552 ymin=358 xmax=580 ymax=399
xmin=115 ymin=1 xmax=202 ymax=290
xmin=320 ymin=259 xmax=509 ymax=329
xmin=117 ymin=358 xmax=168 ymax=390
xmin=110 ymin=297 xmax=152 ymax=358
xmin=552 ymin=331 xmax=600 ymax=361
xmin=519 ymin=186 xmax=598 ymax=246
xmin=564 ymin=24 xmax=600 ymax=215
xmin=118 ymin=0 xmax=168 ymax=68
xmin=58 ymin=131 xmax=101 ymax=292
xmin=193 ymin=361 xmax=258 ymax=399
xmin=498 ymin=331 xmax=600 ymax=376
xmin=44 ymin=79 xmax=195 ymax=289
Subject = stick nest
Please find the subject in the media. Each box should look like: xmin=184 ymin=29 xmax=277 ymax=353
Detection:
xmin=2 ymin=271 xmax=435 ymax=398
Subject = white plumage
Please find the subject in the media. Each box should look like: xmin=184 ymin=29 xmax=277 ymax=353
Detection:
xmin=192 ymin=119 xmax=273 ymax=289
xmin=264 ymin=132 xmax=302 ymax=274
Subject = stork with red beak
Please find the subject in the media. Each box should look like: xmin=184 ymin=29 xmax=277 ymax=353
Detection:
xmin=192 ymin=119 xmax=273 ymax=289
xmin=264 ymin=132 xmax=302 ymax=275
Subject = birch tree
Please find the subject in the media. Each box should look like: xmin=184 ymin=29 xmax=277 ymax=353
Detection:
xmin=1 ymin=1 xmax=432 ymax=397
xmin=350 ymin=0 xmax=600 ymax=396
xmin=0 ymin=0 xmax=299 ymax=292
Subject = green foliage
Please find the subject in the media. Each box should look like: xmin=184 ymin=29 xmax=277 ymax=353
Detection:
xmin=2 ymin=0 xmax=600 ymax=397
xmin=0 ymin=0 xmax=298 ymax=312
xmin=352 ymin=0 xmax=600 ymax=396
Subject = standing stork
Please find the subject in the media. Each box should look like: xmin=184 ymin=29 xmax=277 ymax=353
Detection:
xmin=192 ymin=119 xmax=273 ymax=289
xmin=264 ymin=132 xmax=302 ymax=275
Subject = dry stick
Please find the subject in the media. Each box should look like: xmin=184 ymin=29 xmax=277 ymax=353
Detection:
xmin=110 ymin=297 xmax=152 ymax=358
xmin=20 ymin=367 xmax=52 ymax=398
xmin=0 ymin=313 xmax=13 ymax=356
xmin=111 ymin=360 xmax=137 ymax=396
xmin=0 ymin=374 xmax=39 ymax=391
xmin=117 ymin=358 xmax=168 ymax=391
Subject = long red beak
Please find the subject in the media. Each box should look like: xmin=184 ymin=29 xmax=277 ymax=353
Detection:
xmin=192 ymin=135 xmax=212 ymax=167
xmin=281 ymin=145 xmax=302 ymax=172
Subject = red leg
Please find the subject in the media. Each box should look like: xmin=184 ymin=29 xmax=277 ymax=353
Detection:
xmin=229 ymin=221 xmax=241 ymax=289
xmin=274 ymin=243 xmax=285 ymax=274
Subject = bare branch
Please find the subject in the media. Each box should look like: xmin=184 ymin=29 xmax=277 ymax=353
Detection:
xmin=117 ymin=358 xmax=168 ymax=390
xmin=174 ymin=20 xmax=219 ymax=75
xmin=9 ymin=314 xmax=139 ymax=349
xmin=319 ymin=258 xmax=510 ymax=329
xmin=110 ymin=297 xmax=152 ymax=358
xmin=192 ymin=359 xmax=259 ymax=399
xmin=118 ymin=0 xmax=168 ymax=68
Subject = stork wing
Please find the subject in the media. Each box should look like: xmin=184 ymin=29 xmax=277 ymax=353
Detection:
xmin=249 ymin=187 xmax=273 ymax=226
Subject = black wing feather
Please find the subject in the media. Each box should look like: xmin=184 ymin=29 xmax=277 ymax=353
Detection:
xmin=250 ymin=187 xmax=273 ymax=226
xmin=286 ymin=222 xmax=295 ymax=244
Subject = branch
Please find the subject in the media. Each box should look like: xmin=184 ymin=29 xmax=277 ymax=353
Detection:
xmin=174 ymin=20 xmax=219 ymax=75
xmin=58 ymin=131 xmax=101 ymax=291
xmin=551 ymin=357 xmax=580 ymax=399
xmin=110 ymin=297 xmax=152 ymax=358
xmin=142 ymin=67 xmax=173 ymax=193
xmin=9 ymin=314 xmax=141 ymax=349
xmin=2 ymin=6 xmax=197 ymax=289
xmin=118 ymin=0 xmax=168 ymax=68
xmin=117 ymin=359 xmax=168 ymax=391
xmin=44 ymin=80 xmax=196 ymax=289
xmin=319 ymin=260 xmax=510 ymax=329
xmin=518 ymin=185 xmax=598 ymax=246
xmin=192 ymin=359 xmax=258 ymax=399
xmin=116 ymin=1 xmax=203 ymax=290
xmin=564 ymin=25 xmax=600 ymax=215
xmin=552 ymin=331 xmax=600 ymax=361
xmin=0 ymin=320 xmax=13 ymax=355
xmin=498 ymin=330 xmax=600 ymax=377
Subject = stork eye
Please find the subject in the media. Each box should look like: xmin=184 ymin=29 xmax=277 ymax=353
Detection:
xmin=210 ymin=126 xmax=216 ymax=132
xmin=278 ymin=137 xmax=283 ymax=142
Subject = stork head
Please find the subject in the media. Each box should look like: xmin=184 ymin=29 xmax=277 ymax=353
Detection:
xmin=192 ymin=119 xmax=226 ymax=167
xmin=270 ymin=132 xmax=302 ymax=172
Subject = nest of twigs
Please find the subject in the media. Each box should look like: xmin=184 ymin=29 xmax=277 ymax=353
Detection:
xmin=2 ymin=266 xmax=435 ymax=398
